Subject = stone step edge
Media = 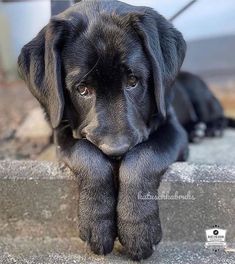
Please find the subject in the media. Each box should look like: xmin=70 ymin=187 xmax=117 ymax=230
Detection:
xmin=0 ymin=160 xmax=235 ymax=183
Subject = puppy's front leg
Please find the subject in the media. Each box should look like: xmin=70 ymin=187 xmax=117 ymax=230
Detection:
xmin=54 ymin=128 xmax=117 ymax=255
xmin=118 ymin=111 xmax=188 ymax=261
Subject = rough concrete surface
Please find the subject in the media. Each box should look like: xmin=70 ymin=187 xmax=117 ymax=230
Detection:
xmin=189 ymin=129 xmax=235 ymax=165
xmin=0 ymin=238 xmax=234 ymax=264
xmin=0 ymin=160 xmax=74 ymax=180
xmin=0 ymin=160 xmax=235 ymax=242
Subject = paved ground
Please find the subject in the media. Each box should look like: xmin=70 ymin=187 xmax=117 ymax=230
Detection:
xmin=0 ymin=81 xmax=45 ymax=160
xmin=0 ymin=237 xmax=234 ymax=264
xmin=189 ymin=129 xmax=235 ymax=165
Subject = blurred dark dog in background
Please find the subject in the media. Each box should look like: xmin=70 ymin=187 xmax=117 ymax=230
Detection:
xmin=173 ymin=71 xmax=230 ymax=143
xmin=18 ymin=0 xmax=233 ymax=261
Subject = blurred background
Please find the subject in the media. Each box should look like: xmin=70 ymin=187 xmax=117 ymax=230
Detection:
xmin=0 ymin=0 xmax=235 ymax=160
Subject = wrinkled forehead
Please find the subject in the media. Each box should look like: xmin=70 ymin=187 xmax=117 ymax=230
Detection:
xmin=62 ymin=16 xmax=149 ymax=81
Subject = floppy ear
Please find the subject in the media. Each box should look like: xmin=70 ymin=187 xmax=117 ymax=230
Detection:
xmin=131 ymin=9 xmax=186 ymax=120
xmin=18 ymin=17 xmax=74 ymax=128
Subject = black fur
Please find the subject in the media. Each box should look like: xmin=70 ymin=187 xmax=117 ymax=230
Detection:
xmin=173 ymin=72 xmax=229 ymax=142
xmin=228 ymin=118 xmax=235 ymax=127
xmin=17 ymin=0 xmax=207 ymax=261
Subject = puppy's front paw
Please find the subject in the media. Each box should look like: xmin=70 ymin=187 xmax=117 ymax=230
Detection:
xmin=63 ymin=141 xmax=118 ymax=256
xmin=117 ymin=152 xmax=163 ymax=260
xmin=189 ymin=122 xmax=206 ymax=143
xmin=79 ymin=217 xmax=116 ymax=255
xmin=78 ymin=185 xmax=117 ymax=255
xmin=118 ymin=216 xmax=162 ymax=261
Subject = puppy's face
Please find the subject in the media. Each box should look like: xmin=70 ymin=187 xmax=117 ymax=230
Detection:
xmin=18 ymin=1 xmax=186 ymax=158
xmin=62 ymin=18 xmax=154 ymax=156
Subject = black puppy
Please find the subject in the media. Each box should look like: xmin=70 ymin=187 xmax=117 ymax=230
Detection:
xmin=173 ymin=72 xmax=228 ymax=142
xmin=18 ymin=0 xmax=188 ymax=260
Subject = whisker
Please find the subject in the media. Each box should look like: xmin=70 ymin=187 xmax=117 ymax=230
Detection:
xmin=81 ymin=56 xmax=101 ymax=81
xmin=60 ymin=124 xmax=71 ymax=132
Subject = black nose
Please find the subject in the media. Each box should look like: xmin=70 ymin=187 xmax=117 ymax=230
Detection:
xmin=99 ymin=137 xmax=130 ymax=156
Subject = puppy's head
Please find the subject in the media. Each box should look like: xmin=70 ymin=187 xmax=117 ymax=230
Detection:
xmin=18 ymin=1 xmax=186 ymax=157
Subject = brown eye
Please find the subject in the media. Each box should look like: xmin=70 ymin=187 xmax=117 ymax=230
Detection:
xmin=77 ymin=85 xmax=89 ymax=96
xmin=127 ymin=75 xmax=138 ymax=88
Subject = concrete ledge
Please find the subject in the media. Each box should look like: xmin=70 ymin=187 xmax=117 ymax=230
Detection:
xmin=0 ymin=161 xmax=79 ymax=238
xmin=1 ymin=160 xmax=235 ymax=182
xmin=0 ymin=160 xmax=235 ymax=242
xmin=0 ymin=160 xmax=74 ymax=180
